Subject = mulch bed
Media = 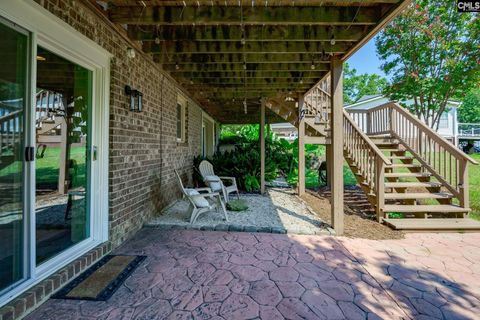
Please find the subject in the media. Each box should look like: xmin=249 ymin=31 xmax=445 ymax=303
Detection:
xmin=301 ymin=186 xmax=405 ymax=240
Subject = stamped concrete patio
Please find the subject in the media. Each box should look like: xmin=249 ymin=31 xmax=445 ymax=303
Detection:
xmin=26 ymin=229 xmax=480 ymax=320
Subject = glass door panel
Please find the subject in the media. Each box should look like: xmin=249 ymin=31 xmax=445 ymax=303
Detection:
xmin=35 ymin=47 xmax=91 ymax=265
xmin=0 ymin=20 xmax=28 ymax=292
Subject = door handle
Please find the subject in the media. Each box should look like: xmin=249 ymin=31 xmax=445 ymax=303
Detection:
xmin=24 ymin=146 xmax=34 ymax=162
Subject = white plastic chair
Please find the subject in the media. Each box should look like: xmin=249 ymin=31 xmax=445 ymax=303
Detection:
xmin=198 ymin=160 xmax=240 ymax=202
xmin=174 ymin=169 xmax=228 ymax=224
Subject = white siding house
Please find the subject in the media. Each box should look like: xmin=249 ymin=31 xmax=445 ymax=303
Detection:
xmin=344 ymin=95 xmax=460 ymax=145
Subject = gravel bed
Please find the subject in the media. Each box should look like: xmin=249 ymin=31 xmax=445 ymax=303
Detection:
xmin=147 ymin=188 xmax=332 ymax=235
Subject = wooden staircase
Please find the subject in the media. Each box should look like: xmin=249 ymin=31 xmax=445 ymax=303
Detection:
xmin=346 ymin=103 xmax=479 ymax=231
xmin=266 ymin=77 xmax=479 ymax=231
xmin=0 ymin=90 xmax=84 ymax=170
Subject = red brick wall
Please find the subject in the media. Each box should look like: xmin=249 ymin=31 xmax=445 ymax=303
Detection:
xmin=33 ymin=0 xmax=203 ymax=247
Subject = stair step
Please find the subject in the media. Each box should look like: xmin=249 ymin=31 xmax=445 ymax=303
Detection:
xmin=384 ymin=172 xmax=431 ymax=178
xmin=374 ymin=141 xmax=400 ymax=146
xmin=384 ymin=204 xmax=469 ymax=213
xmin=387 ymin=163 xmax=421 ymax=168
xmin=385 ymin=182 xmax=441 ymax=188
xmin=387 ymin=156 xmax=414 ymax=160
xmin=381 ymin=148 xmax=405 ymax=152
xmin=383 ymin=218 xmax=480 ymax=231
xmin=384 ymin=192 xmax=453 ymax=200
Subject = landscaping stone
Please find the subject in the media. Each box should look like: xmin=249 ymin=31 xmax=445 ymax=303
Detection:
xmin=147 ymin=188 xmax=329 ymax=235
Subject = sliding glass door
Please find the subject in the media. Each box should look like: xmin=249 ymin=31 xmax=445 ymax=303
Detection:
xmin=0 ymin=19 xmax=28 ymax=293
xmin=35 ymin=47 xmax=92 ymax=265
xmin=0 ymin=15 xmax=95 ymax=299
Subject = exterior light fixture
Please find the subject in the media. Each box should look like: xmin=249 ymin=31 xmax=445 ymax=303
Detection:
xmin=310 ymin=61 xmax=315 ymax=70
xmin=243 ymin=62 xmax=247 ymax=70
xmin=330 ymin=34 xmax=336 ymax=46
xmin=243 ymin=99 xmax=247 ymax=114
xmin=175 ymin=63 xmax=180 ymax=70
xmin=299 ymin=79 xmax=304 ymax=84
xmin=155 ymin=37 xmax=161 ymax=44
xmin=126 ymin=47 xmax=136 ymax=59
xmin=125 ymin=85 xmax=143 ymax=112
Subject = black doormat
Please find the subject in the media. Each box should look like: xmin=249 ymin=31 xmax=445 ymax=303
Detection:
xmin=51 ymin=255 xmax=146 ymax=301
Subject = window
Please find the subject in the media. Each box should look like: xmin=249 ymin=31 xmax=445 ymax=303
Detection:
xmin=176 ymin=96 xmax=186 ymax=142
xmin=439 ymin=112 xmax=449 ymax=129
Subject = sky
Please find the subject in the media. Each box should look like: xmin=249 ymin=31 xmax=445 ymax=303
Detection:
xmin=346 ymin=36 xmax=389 ymax=79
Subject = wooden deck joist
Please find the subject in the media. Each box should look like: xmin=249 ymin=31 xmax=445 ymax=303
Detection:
xmin=109 ymin=6 xmax=382 ymax=25
xmin=102 ymin=0 xmax=407 ymax=124
xmin=143 ymin=41 xmax=351 ymax=54
xmin=128 ymin=25 xmax=368 ymax=42
xmin=163 ymin=63 xmax=330 ymax=72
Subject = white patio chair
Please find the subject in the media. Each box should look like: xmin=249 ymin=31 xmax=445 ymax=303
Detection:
xmin=174 ymin=169 xmax=228 ymax=224
xmin=198 ymin=160 xmax=240 ymax=202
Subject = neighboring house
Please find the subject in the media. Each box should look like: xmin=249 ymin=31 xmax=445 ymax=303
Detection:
xmin=345 ymin=94 xmax=460 ymax=145
xmin=270 ymin=123 xmax=298 ymax=141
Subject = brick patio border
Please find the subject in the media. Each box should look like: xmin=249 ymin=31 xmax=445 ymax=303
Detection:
xmin=145 ymin=223 xmax=335 ymax=236
xmin=0 ymin=242 xmax=111 ymax=320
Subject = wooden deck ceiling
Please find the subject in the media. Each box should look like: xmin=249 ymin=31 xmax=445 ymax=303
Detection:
xmin=102 ymin=0 xmax=408 ymax=124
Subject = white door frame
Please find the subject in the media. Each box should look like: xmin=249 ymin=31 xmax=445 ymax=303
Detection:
xmin=0 ymin=0 xmax=111 ymax=306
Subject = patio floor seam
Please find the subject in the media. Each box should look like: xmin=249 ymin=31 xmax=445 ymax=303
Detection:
xmin=337 ymin=239 xmax=413 ymax=320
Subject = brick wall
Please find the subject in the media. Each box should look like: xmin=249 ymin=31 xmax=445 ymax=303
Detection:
xmin=34 ymin=0 xmax=203 ymax=247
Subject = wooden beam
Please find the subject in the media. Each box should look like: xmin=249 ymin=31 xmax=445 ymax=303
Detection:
xmin=109 ymin=6 xmax=381 ymax=26
xmin=182 ymin=79 xmax=318 ymax=86
xmin=260 ymin=98 xmax=266 ymax=194
xmin=330 ymin=58 xmax=344 ymax=235
xmin=109 ymin=0 xmax=400 ymax=7
xmin=298 ymin=96 xmax=305 ymax=196
xmin=128 ymin=25 xmax=368 ymax=42
xmin=170 ymin=71 xmax=327 ymax=78
xmin=153 ymin=53 xmax=332 ymax=64
xmin=188 ymin=84 xmax=311 ymax=89
xmin=164 ymin=62 xmax=329 ymax=72
xmin=196 ymin=91 xmax=296 ymax=99
xmin=143 ymin=41 xmax=351 ymax=54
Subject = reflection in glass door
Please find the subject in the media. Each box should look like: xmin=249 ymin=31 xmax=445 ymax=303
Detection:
xmin=0 ymin=20 xmax=27 ymax=293
xmin=35 ymin=47 xmax=91 ymax=265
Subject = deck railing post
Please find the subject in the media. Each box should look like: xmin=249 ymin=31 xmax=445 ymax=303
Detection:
xmin=375 ymin=156 xmax=385 ymax=221
xmin=298 ymin=95 xmax=305 ymax=196
xmin=260 ymin=98 xmax=266 ymax=194
xmin=366 ymin=110 xmax=371 ymax=135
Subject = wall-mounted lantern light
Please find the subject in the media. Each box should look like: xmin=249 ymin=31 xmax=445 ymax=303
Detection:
xmin=125 ymin=85 xmax=143 ymax=112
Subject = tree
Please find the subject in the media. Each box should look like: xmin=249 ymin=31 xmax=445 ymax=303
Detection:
xmin=343 ymin=63 xmax=388 ymax=104
xmin=375 ymin=0 xmax=480 ymax=129
xmin=458 ymin=88 xmax=480 ymax=124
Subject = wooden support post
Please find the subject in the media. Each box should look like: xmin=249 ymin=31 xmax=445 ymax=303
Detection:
xmin=260 ymin=98 xmax=266 ymax=194
xmin=325 ymin=144 xmax=332 ymax=188
xmin=330 ymin=58 xmax=344 ymax=235
xmin=298 ymin=96 xmax=305 ymax=196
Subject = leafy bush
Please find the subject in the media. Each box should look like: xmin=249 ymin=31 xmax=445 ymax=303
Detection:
xmin=193 ymin=125 xmax=293 ymax=192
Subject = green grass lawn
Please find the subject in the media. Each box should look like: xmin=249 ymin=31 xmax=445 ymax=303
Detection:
xmin=469 ymin=154 xmax=480 ymax=220
xmin=0 ymin=146 xmax=86 ymax=189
